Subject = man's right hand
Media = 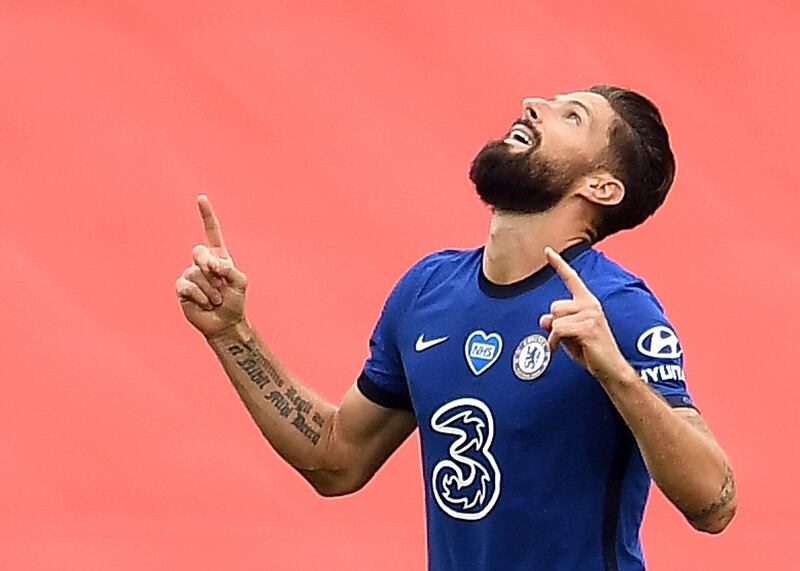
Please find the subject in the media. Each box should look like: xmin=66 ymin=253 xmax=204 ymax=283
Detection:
xmin=175 ymin=195 xmax=248 ymax=339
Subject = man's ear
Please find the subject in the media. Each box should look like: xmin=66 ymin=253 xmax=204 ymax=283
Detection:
xmin=576 ymin=172 xmax=625 ymax=206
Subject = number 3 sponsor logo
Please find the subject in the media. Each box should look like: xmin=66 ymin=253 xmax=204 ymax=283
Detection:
xmin=430 ymin=398 xmax=501 ymax=521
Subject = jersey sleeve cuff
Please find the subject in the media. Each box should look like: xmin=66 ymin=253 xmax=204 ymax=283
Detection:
xmin=356 ymin=370 xmax=413 ymax=411
xmin=663 ymin=394 xmax=698 ymax=410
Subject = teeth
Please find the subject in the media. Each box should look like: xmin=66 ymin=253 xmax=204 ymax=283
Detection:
xmin=510 ymin=128 xmax=531 ymax=145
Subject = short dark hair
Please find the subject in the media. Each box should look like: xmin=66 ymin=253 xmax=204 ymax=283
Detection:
xmin=587 ymin=85 xmax=676 ymax=240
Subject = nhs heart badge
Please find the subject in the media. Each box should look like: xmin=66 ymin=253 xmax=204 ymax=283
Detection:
xmin=464 ymin=330 xmax=503 ymax=376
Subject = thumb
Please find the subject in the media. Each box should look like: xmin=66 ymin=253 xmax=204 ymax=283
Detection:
xmin=211 ymin=258 xmax=247 ymax=292
xmin=540 ymin=314 xmax=559 ymax=353
xmin=547 ymin=330 xmax=560 ymax=354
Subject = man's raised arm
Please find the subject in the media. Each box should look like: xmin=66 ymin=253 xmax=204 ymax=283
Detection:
xmin=540 ymin=247 xmax=737 ymax=534
xmin=175 ymin=196 xmax=416 ymax=496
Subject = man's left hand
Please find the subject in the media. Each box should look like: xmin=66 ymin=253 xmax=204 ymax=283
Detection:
xmin=539 ymin=247 xmax=630 ymax=382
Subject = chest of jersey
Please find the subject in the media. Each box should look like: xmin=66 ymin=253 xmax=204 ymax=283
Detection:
xmin=372 ymin=247 xmax=666 ymax=569
xmin=397 ymin=275 xmax=623 ymax=523
xmin=398 ymin=280 xmax=614 ymax=428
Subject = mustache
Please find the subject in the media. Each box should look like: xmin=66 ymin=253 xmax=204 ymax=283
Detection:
xmin=511 ymin=117 xmax=536 ymax=131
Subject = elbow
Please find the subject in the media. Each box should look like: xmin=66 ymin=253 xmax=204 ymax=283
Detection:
xmin=690 ymin=514 xmax=734 ymax=535
xmin=688 ymin=499 xmax=738 ymax=535
xmin=686 ymin=461 xmax=738 ymax=534
xmin=305 ymin=468 xmax=370 ymax=498
xmin=314 ymin=486 xmax=348 ymax=498
xmin=313 ymin=480 xmax=358 ymax=498
xmin=300 ymin=427 xmax=378 ymax=498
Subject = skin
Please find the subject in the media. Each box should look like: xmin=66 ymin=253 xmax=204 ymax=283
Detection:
xmin=485 ymin=92 xmax=624 ymax=286
xmin=540 ymin=248 xmax=736 ymax=533
xmin=175 ymin=92 xmax=736 ymax=532
xmin=486 ymin=93 xmax=736 ymax=532
xmin=177 ymin=196 xmax=416 ymax=496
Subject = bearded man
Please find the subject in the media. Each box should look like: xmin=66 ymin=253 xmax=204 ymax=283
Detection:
xmin=175 ymin=85 xmax=737 ymax=570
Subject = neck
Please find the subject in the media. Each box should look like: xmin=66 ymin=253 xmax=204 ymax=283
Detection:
xmin=483 ymin=206 xmax=591 ymax=285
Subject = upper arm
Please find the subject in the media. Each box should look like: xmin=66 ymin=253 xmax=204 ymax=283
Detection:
xmin=325 ymin=383 xmax=416 ymax=493
xmin=601 ymin=282 xmax=694 ymax=409
xmin=320 ymin=261 xmax=424 ymax=493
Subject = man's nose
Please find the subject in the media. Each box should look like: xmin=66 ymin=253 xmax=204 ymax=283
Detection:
xmin=522 ymin=98 xmax=548 ymax=122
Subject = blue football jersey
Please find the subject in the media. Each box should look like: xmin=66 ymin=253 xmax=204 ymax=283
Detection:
xmin=357 ymin=242 xmax=694 ymax=571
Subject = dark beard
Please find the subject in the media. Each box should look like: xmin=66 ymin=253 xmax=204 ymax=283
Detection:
xmin=469 ymin=140 xmax=575 ymax=214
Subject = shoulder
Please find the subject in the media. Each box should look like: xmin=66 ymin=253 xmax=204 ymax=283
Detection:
xmin=383 ymin=247 xmax=480 ymax=315
xmin=396 ymin=247 xmax=480 ymax=294
xmin=582 ymin=251 xmax=691 ymax=400
xmin=579 ymin=249 xmax=665 ymax=313
xmin=408 ymin=248 xmax=478 ymax=275
xmin=579 ymin=249 xmax=679 ymax=348
xmin=582 ymin=249 xmax=685 ymax=359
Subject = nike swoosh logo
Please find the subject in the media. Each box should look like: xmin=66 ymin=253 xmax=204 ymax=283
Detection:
xmin=415 ymin=334 xmax=449 ymax=352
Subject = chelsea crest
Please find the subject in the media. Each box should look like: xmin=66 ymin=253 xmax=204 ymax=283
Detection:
xmin=512 ymin=334 xmax=551 ymax=381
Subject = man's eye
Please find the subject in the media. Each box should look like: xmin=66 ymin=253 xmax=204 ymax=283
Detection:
xmin=566 ymin=112 xmax=581 ymax=125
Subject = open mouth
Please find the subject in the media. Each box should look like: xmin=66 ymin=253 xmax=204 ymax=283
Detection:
xmin=504 ymin=121 xmax=537 ymax=149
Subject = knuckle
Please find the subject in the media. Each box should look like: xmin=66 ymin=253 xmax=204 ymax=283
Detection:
xmin=184 ymin=274 xmax=202 ymax=289
xmin=220 ymin=259 xmax=237 ymax=274
xmin=192 ymin=244 xmax=209 ymax=259
xmin=185 ymin=265 xmax=202 ymax=279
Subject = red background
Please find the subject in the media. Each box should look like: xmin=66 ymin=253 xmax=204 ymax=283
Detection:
xmin=2 ymin=1 xmax=797 ymax=569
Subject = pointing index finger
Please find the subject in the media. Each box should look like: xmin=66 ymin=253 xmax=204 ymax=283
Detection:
xmin=197 ymin=195 xmax=227 ymax=254
xmin=545 ymin=246 xmax=592 ymax=298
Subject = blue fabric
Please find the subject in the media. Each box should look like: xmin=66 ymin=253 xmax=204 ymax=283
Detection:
xmin=360 ymin=245 xmax=693 ymax=570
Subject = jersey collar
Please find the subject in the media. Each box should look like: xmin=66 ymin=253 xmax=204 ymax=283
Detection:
xmin=478 ymin=241 xmax=592 ymax=299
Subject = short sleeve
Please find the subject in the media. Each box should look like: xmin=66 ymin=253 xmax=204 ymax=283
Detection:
xmin=601 ymin=282 xmax=695 ymax=409
xmin=357 ymin=263 xmax=421 ymax=411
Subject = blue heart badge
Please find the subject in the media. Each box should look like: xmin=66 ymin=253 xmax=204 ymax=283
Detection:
xmin=464 ymin=330 xmax=503 ymax=376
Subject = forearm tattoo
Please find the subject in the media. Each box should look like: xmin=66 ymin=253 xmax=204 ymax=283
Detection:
xmin=228 ymin=340 xmax=283 ymax=389
xmin=227 ymin=340 xmax=325 ymax=445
